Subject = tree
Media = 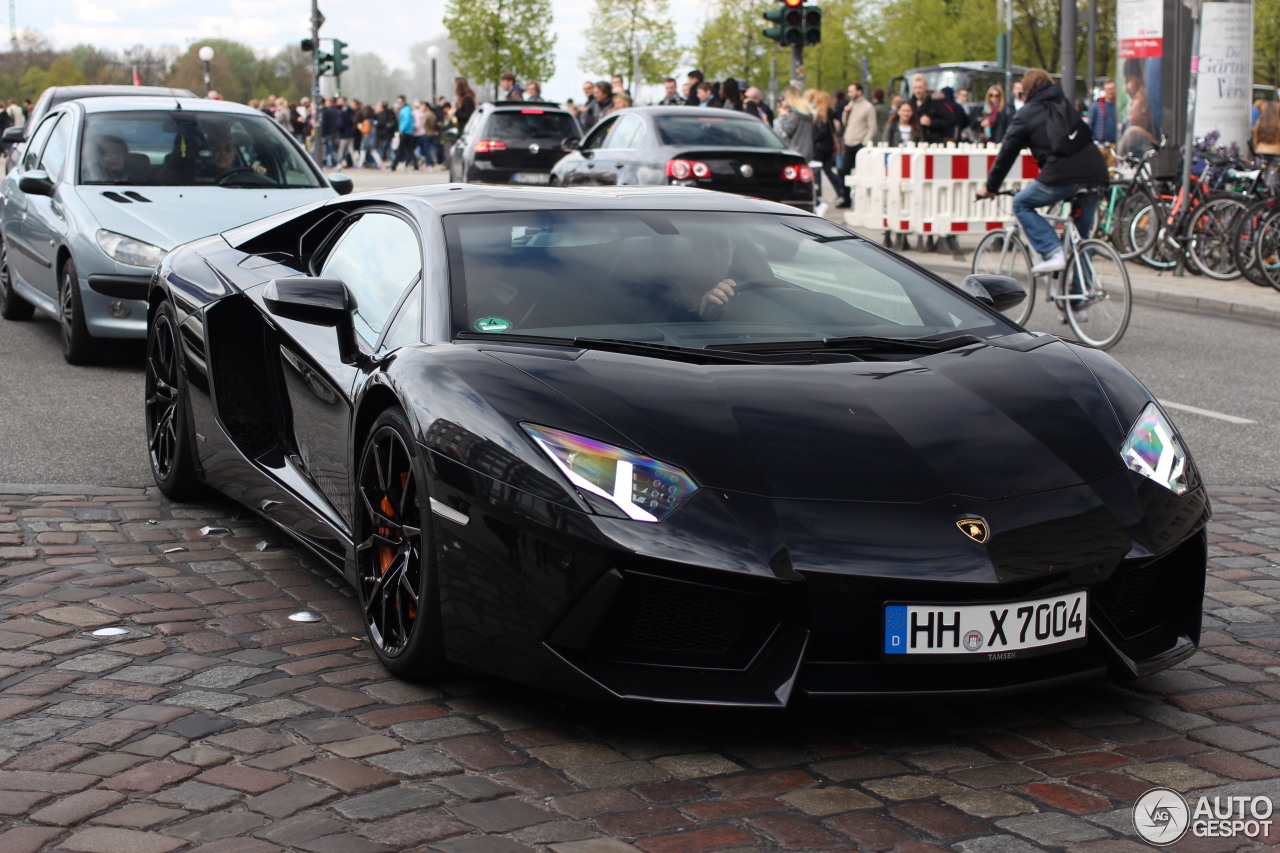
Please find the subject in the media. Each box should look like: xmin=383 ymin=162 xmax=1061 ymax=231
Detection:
xmin=579 ymin=0 xmax=680 ymax=90
xmin=443 ymin=0 xmax=556 ymax=98
xmin=1259 ymin=0 xmax=1280 ymax=87
xmin=690 ymin=0 xmax=786 ymax=88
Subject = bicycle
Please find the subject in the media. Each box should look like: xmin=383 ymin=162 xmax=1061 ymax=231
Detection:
xmin=972 ymin=189 xmax=1132 ymax=350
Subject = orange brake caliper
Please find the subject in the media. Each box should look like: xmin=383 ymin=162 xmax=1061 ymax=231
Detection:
xmin=376 ymin=473 xmax=415 ymax=619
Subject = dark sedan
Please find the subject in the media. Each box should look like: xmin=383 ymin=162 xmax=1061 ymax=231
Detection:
xmin=552 ymin=106 xmax=815 ymax=211
xmin=448 ymin=101 xmax=581 ymax=185
xmin=145 ymin=185 xmax=1208 ymax=707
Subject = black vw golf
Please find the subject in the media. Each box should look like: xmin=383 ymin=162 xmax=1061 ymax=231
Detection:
xmin=448 ymin=101 xmax=581 ymax=185
xmin=145 ymin=185 xmax=1208 ymax=707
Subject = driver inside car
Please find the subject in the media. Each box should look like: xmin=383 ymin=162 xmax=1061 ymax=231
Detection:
xmin=207 ymin=129 xmax=266 ymax=178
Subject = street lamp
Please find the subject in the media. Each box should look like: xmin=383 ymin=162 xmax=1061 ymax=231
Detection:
xmin=198 ymin=46 xmax=214 ymax=97
xmin=427 ymin=45 xmax=439 ymax=104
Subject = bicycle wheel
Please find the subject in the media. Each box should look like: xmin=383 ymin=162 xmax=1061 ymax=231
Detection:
xmin=1236 ymin=197 xmax=1280 ymax=287
xmin=1256 ymin=208 xmax=1280 ymax=293
xmin=971 ymin=229 xmax=1035 ymax=326
xmin=1185 ymin=194 xmax=1246 ymax=280
xmin=1112 ymin=187 xmax=1160 ymax=259
xmin=1065 ymin=239 xmax=1131 ymax=350
xmin=1132 ymin=202 xmax=1180 ymax=270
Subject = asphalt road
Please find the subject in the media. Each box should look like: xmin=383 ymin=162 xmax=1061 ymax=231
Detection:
xmin=0 ymin=167 xmax=1276 ymax=489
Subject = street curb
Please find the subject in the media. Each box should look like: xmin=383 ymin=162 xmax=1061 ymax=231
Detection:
xmin=1129 ymin=283 xmax=1280 ymax=325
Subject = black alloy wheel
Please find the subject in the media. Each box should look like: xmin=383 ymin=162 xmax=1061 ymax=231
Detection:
xmin=58 ymin=258 xmax=104 ymax=364
xmin=145 ymin=301 xmax=204 ymax=499
xmin=0 ymin=237 xmax=34 ymax=321
xmin=355 ymin=408 xmax=446 ymax=677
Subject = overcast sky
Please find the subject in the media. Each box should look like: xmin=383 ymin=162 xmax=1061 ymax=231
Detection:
xmin=27 ymin=0 xmax=706 ymax=102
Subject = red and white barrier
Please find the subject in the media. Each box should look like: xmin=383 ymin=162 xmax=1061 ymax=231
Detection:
xmin=846 ymin=143 xmax=1041 ymax=237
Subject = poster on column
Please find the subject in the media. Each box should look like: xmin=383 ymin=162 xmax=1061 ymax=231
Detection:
xmin=1116 ymin=0 xmax=1164 ymax=156
xmin=1193 ymin=0 xmax=1254 ymax=152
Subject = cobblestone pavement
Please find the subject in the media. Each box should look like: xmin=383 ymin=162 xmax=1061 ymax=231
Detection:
xmin=1 ymin=486 xmax=1279 ymax=853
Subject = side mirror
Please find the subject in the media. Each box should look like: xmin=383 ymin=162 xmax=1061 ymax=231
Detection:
xmin=2 ymin=126 xmax=24 ymax=143
xmin=329 ymin=174 xmax=354 ymax=196
xmin=263 ymin=277 xmax=368 ymax=367
xmin=18 ymin=170 xmax=54 ymax=197
xmin=959 ymin=273 xmax=1027 ymax=314
xmin=560 ymin=137 xmax=581 ymax=151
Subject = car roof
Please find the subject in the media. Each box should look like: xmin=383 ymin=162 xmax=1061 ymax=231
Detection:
xmin=361 ymin=183 xmax=816 ymax=216
xmin=48 ymin=85 xmax=197 ymax=107
xmin=71 ymin=97 xmax=272 ymax=118
xmin=480 ymin=101 xmax=575 ymax=114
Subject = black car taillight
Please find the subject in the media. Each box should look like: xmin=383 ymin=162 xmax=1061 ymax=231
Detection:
xmin=781 ymin=163 xmax=813 ymax=183
xmin=474 ymin=139 xmax=508 ymax=153
xmin=667 ymin=159 xmax=711 ymax=180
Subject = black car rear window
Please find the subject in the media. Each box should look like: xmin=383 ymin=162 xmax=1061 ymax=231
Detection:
xmin=655 ymin=115 xmax=786 ymax=149
xmin=486 ymin=111 xmax=580 ymax=140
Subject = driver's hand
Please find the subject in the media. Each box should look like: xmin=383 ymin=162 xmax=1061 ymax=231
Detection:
xmin=699 ymin=278 xmax=736 ymax=317
xmin=252 ymin=164 xmax=267 ymax=174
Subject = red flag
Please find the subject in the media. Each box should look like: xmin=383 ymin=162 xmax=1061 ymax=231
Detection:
xmin=132 ymin=65 xmax=141 ymax=86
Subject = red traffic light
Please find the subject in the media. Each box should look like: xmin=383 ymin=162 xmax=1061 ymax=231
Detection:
xmin=783 ymin=0 xmax=803 ymax=6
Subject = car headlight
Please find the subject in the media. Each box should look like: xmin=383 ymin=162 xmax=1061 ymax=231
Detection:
xmin=522 ymin=424 xmax=697 ymax=522
xmin=1121 ymin=403 xmax=1190 ymax=495
xmin=96 ymin=230 xmax=167 ymax=268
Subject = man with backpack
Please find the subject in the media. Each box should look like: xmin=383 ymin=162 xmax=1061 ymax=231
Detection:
xmin=977 ymin=68 xmax=1108 ymax=274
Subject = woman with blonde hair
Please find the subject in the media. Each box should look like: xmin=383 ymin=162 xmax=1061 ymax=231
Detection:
xmin=978 ymin=85 xmax=1011 ymax=144
xmin=810 ymin=89 xmax=843 ymax=210
xmin=776 ymin=87 xmax=815 ymax=161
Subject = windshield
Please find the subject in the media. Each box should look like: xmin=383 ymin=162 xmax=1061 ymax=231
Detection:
xmin=79 ymin=110 xmax=324 ymax=188
xmin=655 ymin=115 xmax=786 ymax=149
xmin=445 ymin=210 xmax=1012 ymax=348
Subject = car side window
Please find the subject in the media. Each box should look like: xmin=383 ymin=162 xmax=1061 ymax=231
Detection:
xmin=37 ymin=113 xmax=75 ymax=182
xmin=582 ymin=118 xmax=616 ymax=150
xmin=381 ymin=283 xmax=422 ymax=351
xmin=319 ymin=212 xmax=422 ymax=345
xmin=607 ymin=115 xmax=645 ymax=150
xmin=21 ymin=114 xmax=60 ymax=173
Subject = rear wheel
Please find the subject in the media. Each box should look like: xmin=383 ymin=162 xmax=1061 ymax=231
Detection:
xmin=1132 ymin=202 xmax=1179 ymax=270
xmin=355 ymin=409 xmax=446 ymax=679
xmin=1111 ymin=187 xmax=1159 ymax=259
xmin=1184 ymin=194 xmax=1245 ymax=280
xmin=145 ymin=301 xmax=205 ymax=500
xmin=1256 ymin=209 xmax=1280 ymax=293
xmin=971 ymin=229 xmax=1035 ymax=326
xmin=1235 ymin=198 xmax=1280 ymax=286
xmin=1065 ymin=239 xmax=1131 ymax=350
xmin=58 ymin=258 xmax=104 ymax=365
xmin=0 ymin=236 xmax=34 ymax=321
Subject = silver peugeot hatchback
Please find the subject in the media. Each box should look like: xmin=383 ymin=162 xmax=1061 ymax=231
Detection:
xmin=0 ymin=95 xmax=350 ymax=363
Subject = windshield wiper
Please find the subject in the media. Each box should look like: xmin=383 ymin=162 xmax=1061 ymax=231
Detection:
xmin=707 ymin=334 xmax=984 ymax=354
xmin=455 ymin=332 xmax=812 ymax=364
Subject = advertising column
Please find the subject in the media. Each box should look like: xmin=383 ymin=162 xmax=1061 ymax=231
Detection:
xmin=1116 ymin=0 xmax=1164 ymax=155
xmin=1193 ymin=0 xmax=1254 ymax=151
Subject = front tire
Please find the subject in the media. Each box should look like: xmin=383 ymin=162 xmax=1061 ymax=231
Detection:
xmin=972 ymin=229 xmax=1035 ymax=326
xmin=58 ymin=258 xmax=104 ymax=365
xmin=1184 ymin=194 xmax=1245 ymax=280
xmin=0 ymin=237 xmax=34 ymax=321
xmin=355 ymin=408 xmax=446 ymax=679
xmin=145 ymin=301 xmax=205 ymax=500
xmin=1066 ymin=239 xmax=1131 ymax=350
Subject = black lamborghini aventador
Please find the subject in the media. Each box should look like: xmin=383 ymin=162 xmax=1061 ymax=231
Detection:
xmin=144 ymin=184 xmax=1209 ymax=707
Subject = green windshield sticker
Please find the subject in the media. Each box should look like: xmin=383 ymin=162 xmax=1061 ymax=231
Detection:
xmin=476 ymin=317 xmax=512 ymax=333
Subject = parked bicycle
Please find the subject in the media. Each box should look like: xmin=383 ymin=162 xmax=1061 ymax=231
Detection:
xmin=972 ymin=189 xmax=1132 ymax=350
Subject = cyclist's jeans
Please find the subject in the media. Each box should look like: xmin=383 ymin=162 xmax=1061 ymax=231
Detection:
xmin=1013 ymin=180 xmax=1102 ymax=259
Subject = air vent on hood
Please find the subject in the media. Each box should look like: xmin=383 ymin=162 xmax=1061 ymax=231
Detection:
xmin=102 ymin=191 xmax=132 ymax=203
xmin=124 ymin=191 xmax=152 ymax=203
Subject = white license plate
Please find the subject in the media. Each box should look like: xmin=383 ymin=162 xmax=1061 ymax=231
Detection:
xmin=512 ymin=172 xmax=550 ymax=184
xmin=884 ymin=591 xmax=1087 ymax=660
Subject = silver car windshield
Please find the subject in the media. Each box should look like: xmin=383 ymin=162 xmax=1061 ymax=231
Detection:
xmin=79 ymin=110 xmax=324 ymax=188
xmin=446 ymin=210 xmax=1012 ymax=346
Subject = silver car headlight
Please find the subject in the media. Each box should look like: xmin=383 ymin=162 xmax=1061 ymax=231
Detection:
xmin=1121 ymin=403 xmax=1190 ymax=495
xmin=96 ymin=230 xmax=167 ymax=268
xmin=522 ymin=424 xmax=697 ymax=522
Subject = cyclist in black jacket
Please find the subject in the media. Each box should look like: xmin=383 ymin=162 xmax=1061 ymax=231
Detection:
xmin=977 ymin=68 xmax=1109 ymax=273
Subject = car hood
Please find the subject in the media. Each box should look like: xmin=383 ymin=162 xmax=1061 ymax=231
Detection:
xmin=78 ymin=186 xmax=337 ymax=249
xmin=489 ymin=337 xmax=1132 ymax=503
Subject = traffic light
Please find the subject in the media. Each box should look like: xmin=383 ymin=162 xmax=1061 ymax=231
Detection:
xmin=762 ymin=3 xmax=787 ymax=45
xmin=316 ymin=49 xmax=333 ymax=76
xmin=804 ymin=5 xmax=822 ymax=45
xmin=332 ymin=39 xmax=349 ymax=77
xmin=301 ymin=38 xmax=314 ymax=52
xmin=763 ymin=0 xmax=805 ymax=46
